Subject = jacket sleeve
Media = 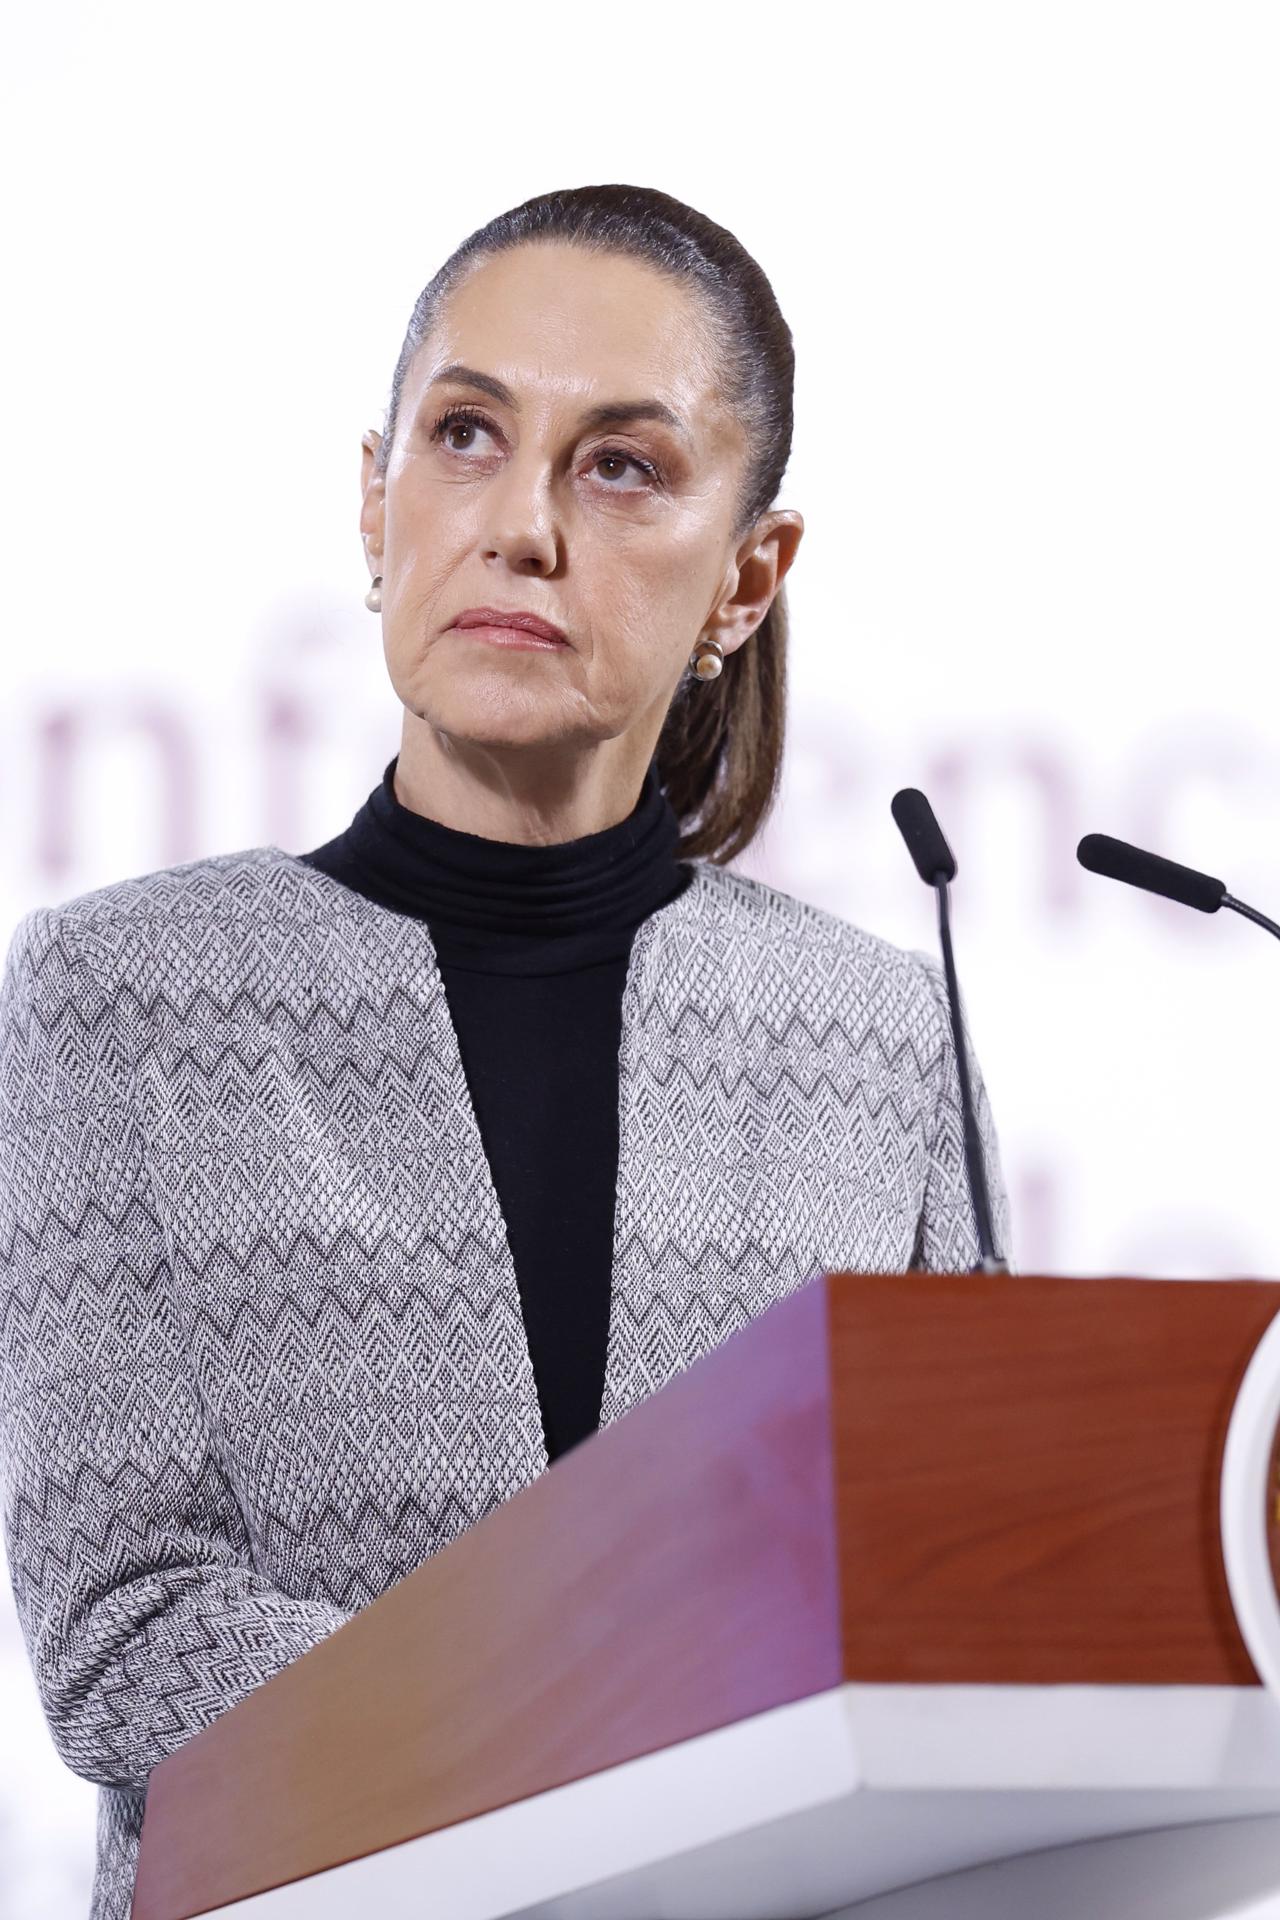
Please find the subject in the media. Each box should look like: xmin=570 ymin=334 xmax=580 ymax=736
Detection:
xmin=0 ymin=904 xmax=355 ymax=1792
xmin=910 ymin=952 xmax=1013 ymax=1273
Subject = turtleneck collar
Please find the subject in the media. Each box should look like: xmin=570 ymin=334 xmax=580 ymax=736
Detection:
xmin=298 ymin=754 xmax=695 ymax=975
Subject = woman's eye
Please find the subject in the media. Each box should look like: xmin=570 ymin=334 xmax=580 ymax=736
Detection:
xmin=592 ymin=449 xmax=659 ymax=488
xmin=431 ymin=406 xmax=496 ymax=453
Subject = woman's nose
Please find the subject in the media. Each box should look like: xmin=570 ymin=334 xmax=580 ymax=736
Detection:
xmin=479 ymin=451 xmax=560 ymax=571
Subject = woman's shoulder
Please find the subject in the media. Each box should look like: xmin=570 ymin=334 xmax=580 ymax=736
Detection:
xmin=680 ymin=859 xmax=950 ymax=1044
xmin=689 ymin=856 xmax=936 ymax=978
xmin=2 ymin=844 xmax=320 ymax=1002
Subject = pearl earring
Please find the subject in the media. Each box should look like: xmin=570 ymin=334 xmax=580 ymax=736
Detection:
xmin=689 ymin=637 xmax=724 ymax=680
xmin=365 ymin=576 xmax=383 ymax=612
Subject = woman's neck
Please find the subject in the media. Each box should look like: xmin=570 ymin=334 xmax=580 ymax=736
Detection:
xmin=297 ymin=751 xmax=694 ymax=975
xmin=391 ymin=720 xmax=662 ymax=848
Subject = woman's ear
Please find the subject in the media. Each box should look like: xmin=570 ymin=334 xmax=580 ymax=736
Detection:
xmin=714 ymin=509 xmax=806 ymax=659
xmin=360 ymin=429 xmax=386 ymax=572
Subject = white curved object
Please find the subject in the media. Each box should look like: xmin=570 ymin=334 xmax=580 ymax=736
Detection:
xmin=1221 ymin=1308 xmax=1280 ymax=1701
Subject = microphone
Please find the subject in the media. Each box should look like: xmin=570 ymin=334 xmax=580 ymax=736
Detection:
xmin=1077 ymin=833 xmax=1280 ymax=944
xmin=890 ymin=788 xmax=1008 ymax=1275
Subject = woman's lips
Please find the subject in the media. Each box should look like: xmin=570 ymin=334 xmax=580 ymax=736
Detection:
xmin=448 ymin=622 xmax=569 ymax=651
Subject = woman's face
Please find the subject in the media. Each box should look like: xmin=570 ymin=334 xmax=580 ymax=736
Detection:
xmin=360 ymin=242 xmax=800 ymax=766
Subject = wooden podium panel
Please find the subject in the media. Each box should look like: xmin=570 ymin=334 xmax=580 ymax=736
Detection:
xmin=828 ymin=1271 xmax=1273 ymax=1684
xmin=130 ymin=1272 xmax=1280 ymax=1920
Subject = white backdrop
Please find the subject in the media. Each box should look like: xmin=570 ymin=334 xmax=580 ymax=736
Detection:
xmin=2 ymin=2 xmax=1279 ymax=1912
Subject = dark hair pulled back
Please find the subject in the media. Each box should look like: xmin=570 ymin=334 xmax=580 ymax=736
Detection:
xmin=373 ymin=183 xmax=795 ymax=865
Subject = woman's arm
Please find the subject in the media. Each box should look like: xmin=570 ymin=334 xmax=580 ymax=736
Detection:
xmin=0 ymin=905 xmax=355 ymax=1792
xmin=910 ymin=953 xmax=1013 ymax=1273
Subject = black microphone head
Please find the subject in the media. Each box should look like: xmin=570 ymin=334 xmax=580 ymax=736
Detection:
xmin=1077 ymin=833 xmax=1226 ymax=914
xmin=891 ymin=788 xmax=957 ymax=886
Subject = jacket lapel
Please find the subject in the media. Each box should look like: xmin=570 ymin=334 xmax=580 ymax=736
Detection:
xmin=598 ymin=858 xmax=911 ymax=1434
xmin=385 ymin=913 xmax=553 ymax=1489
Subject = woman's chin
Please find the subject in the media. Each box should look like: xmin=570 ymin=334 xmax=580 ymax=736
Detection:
xmin=402 ymin=693 xmax=594 ymax=755
xmin=394 ymin=650 xmax=603 ymax=742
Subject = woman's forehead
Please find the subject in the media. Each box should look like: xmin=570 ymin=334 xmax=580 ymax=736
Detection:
xmin=411 ymin=244 xmax=727 ymax=425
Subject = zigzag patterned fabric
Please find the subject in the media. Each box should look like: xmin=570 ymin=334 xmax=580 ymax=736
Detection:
xmin=0 ymin=846 xmax=1009 ymax=1919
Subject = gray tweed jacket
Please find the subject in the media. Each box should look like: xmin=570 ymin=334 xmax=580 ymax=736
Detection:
xmin=0 ymin=843 xmax=1008 ymax=1919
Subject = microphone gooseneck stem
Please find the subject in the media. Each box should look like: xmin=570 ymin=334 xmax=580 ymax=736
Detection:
xmin=935 ymin=879 xmax=1007 ymax=1275
xmin=1224 ymin=894 xmax=1280 ymax=943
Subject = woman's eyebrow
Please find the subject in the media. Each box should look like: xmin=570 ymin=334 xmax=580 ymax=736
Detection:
xmin=427 ymin=363 xmax=692 ymax=444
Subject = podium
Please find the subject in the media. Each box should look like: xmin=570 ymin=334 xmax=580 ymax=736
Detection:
xmin=131 ymin=1272 xmax=1280 ymax=1920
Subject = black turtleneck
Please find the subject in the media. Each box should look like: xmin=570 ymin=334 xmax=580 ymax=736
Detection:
xmin=298 ymin=755 xmax=694 ymax=1462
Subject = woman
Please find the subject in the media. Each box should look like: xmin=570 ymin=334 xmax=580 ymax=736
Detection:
xmin=0 ymin=183 xmax=1009 ymax=1920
